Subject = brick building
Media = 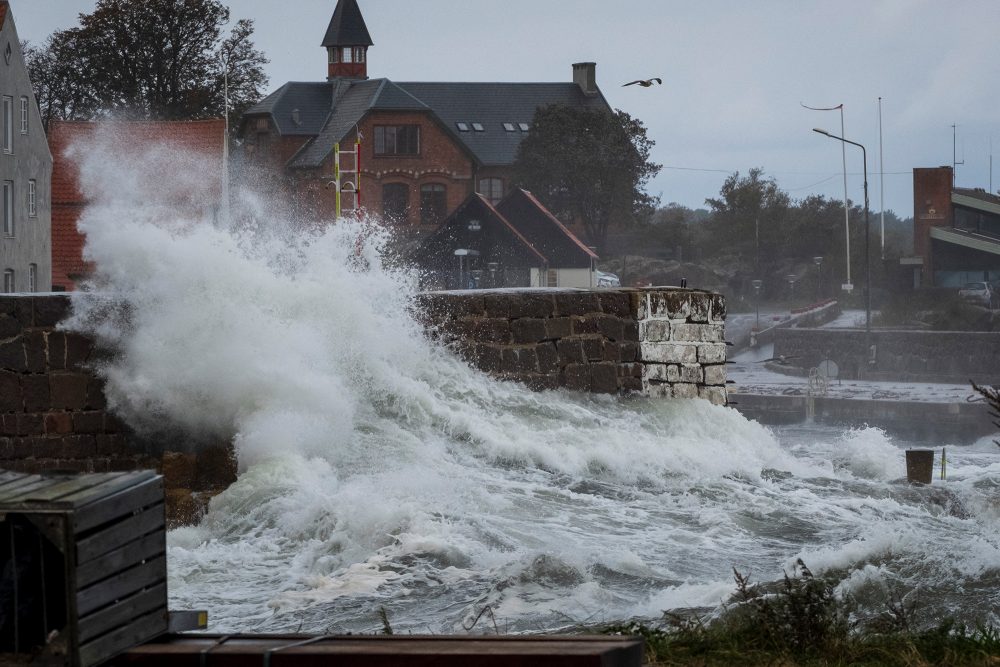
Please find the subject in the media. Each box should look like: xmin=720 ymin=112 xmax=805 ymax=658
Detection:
xmin=49 ymin=119 xmax=224 ymax=290
xmin=237 ymin=0 xmax=612 ymax=237
xmin=912 ymin=166 xmax=1000 ymax=287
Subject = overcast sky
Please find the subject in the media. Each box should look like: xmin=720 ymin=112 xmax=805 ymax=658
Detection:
xmin=13 ymin=0 xmax=1000 ymax=219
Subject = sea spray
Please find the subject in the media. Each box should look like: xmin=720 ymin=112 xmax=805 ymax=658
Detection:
xmin=60 ymin=126 xmax=1000 ymax=634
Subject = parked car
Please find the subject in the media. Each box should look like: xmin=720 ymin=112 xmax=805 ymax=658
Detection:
xmin=958 ymin=281 xmax=995 ymax=307
xmin=596 ymin=271 xmax=621 ymax=287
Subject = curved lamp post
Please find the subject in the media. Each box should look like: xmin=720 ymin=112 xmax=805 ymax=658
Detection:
xmin=812 ymin=128 xmax=870 ymax=335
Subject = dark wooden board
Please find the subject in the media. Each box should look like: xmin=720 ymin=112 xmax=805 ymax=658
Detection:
xmin=74 ymin=478 xmax=163 ymax=534
xmin=78 ymin=583 xmax=167 ymax=644
xmin=76 ymin=531 xmax=165 ymax=588
xmin=76 ymin=555 xmax=166 ymax=616
xmin=79 ymin=607 xmax=167 ymax=667
xmin=76 ymin=503 xmax=164 ymax=564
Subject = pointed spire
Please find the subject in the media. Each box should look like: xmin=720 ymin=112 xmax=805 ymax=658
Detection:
xmin=322 ymin=0 xmax=373 ymax=47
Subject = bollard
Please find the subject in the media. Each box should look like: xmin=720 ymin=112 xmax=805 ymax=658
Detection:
xmin=905 ymin=449 xmax=934 ymax=484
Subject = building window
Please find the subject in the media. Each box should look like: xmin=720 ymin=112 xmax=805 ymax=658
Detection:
xmin=19 ymin=97 xmax=27 ymax=134
xmin=342 ymin=46 xmax=353 ymax=63
xmin=456 ymin=122 xmax=469 ymax=132
xmin=546 ymin=269 xmax=558 ymax=287
xmin=2 ymin=181 xmax=11 ymax=236
xmin=28 ymin=264 xmax=36 ymax=293
xmin=477 ymin=177 xmax=503 ymax=204
xmin=354 ymin=47 xmax=365 ymax=63
xmin=3 ymin=43 xmax=9 ymax=66
xmin=420 ymin=184 xmax=447 ymax=225
xmin=518 ymin=123 xmax=530 ymax=132
xmin=382 ymin=183 xmax=409 ymax=224
xmin=27 ymin=179 xmax=35 ymax=217
xmin=2 ymin=97 xmax=11 ymax=153
xmin=471 ymin=123 xmax=484 ymax=132
xmin=503 ymin=123 xmax=515 ymax=132
xmin=3 ymin=269 xmax=13 ymax=293
xmin=374 ymin=125 xmax=419 ymax=156
xmin=328 ymin=47 xmax=339 ymax=64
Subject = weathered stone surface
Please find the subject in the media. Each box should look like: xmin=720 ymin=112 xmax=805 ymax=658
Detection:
xmin=50 ymin=373 xmax=89 ymax=410
xmin=484 ymin=293 xmax=516 ymax=318
xmin=15 ymin=413 xmax=44 ymax=436
xmin=602 ymin=341 xmax=622 ymax=363
xmin=708 ymin=294 xmax=727 ymax=323
xmin=620 ymin=342 xmax=639 ymax=362
xmin=640 ymin=342 xmax=697 ymax=364
xmin=501 ymin=347 xmax=538 ymax=373
xmin=680 ymin=364 xmax=704 ymax=384
xmin=104 ymin=413 xmax=128 ymax=434
xmin=85 ymin=377 xmax=107 ymax=410
xmin=671 ymin=323 xmax=724 ymax=343
xmin=33 ymin=296 xmax=71 ymax=327
xmin=644 ymin=382 xmax=672 ymax=399
xmin=544 ymin=317 xmax=572 ymax=340
xmin=517 ymin=294 xmax=556 ymax=319
xmin=641 ymin=320 xmax=670 ymax=342
xmin=699 ymin=386 xmax=728 ymax=405
xmin=698 ymin=343 xmax=727 ymax=364
xmin=0 ymin=340 xmax=25 ymax=372
xmin=96 ymin=433 xmax=129 ymax=456
xmin=557 ymin=339 xmax=586 ymax=364
xmin=46 ymin=332 xmax=66 ymax=370
xmin=704 ymin=364 xmax=727 ymax=386
xmin=622 ymin=320 xmax=639 ymax=342
xmin=536 ymin=343 xmax=560 ymax=374
xmin=194 ymin=444 xmax=238 ymax=489
xmin=161 ymin=451 xmax=197 ymax=489
xmin=0 ymin=371 xmax=21 ymax=412
xmin=582 ymin=337 xmax=604 ymax=362
xmin=470 ymin=343 xmax=502 ymax=372
xmin=673 ymin=383 xmax=699 ymax=399
xmin=555 ymin=292 xmax=600 ymax=317
xmin=65 ymin=333 xmax=94 ymax=369
xmin=596 ymin=315 xmax=626 ymax=341
xmin=25 ymin=331 xmax=46 ymax=372
xmin=72 ymin=411 xmax=105 ymax=434
xmin=44 ymin=412 xmax=73 ymax=435
xmin=0 ymin=314 xmax=21 ymax=339
xmin=511 ymin=318 xmax=548 ymax=344
xmin=0 ymin=415 xmax=16 ymax=437
xmin=591 ymin=363 xmax=618 ymax=394
xmin=470 ymin=318 xmax=511 ymax=343
xmin=564 ymin=364 xmax=591 ymax=391
xmin=598 ymin=292 xmax=631 ymax=318
xmin=571 ymin=315 xmax=600 ymax=335
xmin=510 ymin=373 xmax=561 ymax=391
xmin=621 ymin=377 xmax=643 ymax=392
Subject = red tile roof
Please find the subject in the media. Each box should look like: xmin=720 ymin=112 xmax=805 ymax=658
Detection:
xmin=48 ymin=119 xmax=225 ymax=290
xmin=0 ymin=3 xmax=8 ymax=31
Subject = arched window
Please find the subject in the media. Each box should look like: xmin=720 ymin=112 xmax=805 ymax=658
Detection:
xmin=420 ymin=184 xmax=447 ymax=225
xmin=477 ymin=177 xmax=503 ymax=204
xmin=382 ymin=183 xmax=409 ymax=224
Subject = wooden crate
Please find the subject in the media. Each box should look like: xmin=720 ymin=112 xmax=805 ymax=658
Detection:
xmin=0 ymin=470 xmax=167 ymax=666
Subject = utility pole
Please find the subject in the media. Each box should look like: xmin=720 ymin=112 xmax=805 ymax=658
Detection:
xmin=952 ymin=124 xmax=964 ymax=187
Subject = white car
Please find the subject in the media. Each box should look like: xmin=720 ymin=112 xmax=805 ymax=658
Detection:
xmin=596 ymin=271 xmax=621 ymax=287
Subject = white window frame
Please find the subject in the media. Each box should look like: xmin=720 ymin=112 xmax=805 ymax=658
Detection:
xmin=19 ymin=96 xmax=27 ymax=134
xmin=27 ymin=179 xmax=35 ymax=217
xmin=3 ymin=269 xmax=13 ymax=294
xmin=2 ymin=181 xmax=11 ymax=236
xmin=342 ymin=47 xmax=353 ymax=63
xmin=2 ymin=96 xmax=12 ymax=153
xmin=27 ymin=264 xmax=36 ymax=292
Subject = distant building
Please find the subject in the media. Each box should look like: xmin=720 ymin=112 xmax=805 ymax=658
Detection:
xmin=238 ymin=0 xmax=612 ymax=234
xmin=412 ymin=188 xmax=598 ymax=290
xmin=49 ymin=119 xmax=225 ymax=290
xmin=912 ymin=166 xmax=1000 ymax=287
xmin=0 ymin=1 xmax=52 ymax=293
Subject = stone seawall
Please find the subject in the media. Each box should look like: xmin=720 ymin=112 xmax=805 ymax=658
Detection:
xmin=415 ymin=287 xmax=728 ymax=404
xmin=0 ymin=294 xmax=235 ymax=525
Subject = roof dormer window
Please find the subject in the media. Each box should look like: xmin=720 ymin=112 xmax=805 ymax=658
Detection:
xmin=471 ymin=123 xmax=484 ymax=132
xmin=456 ymin=122 xmax=469 ymax=132
xmin=328 ymin=47 xmax=339 ymax=64
xmin=503 ymin=123 xmax=515 ymax=132
xmin=518 ymin=123 xmax=530 ymax=131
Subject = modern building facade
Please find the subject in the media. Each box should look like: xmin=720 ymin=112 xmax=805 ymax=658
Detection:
xmin=912 ymin=166 xmax=1000 ymax=287
xmin=238 ymin=0 xmax=612 ymax=238
xmin=0 ymin=2 xmax=52 ymax=292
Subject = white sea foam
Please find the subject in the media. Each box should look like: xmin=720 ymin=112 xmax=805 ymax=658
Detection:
xmin=62 ymin=127 xmax=1000 ymax=633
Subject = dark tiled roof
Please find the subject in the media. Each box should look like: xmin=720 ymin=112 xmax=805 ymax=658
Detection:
xmin=321 ymin=0 xmax=373 ymax=47
xmin=288 ymin=79 xmax=429 ymax=168
xmin=497 ymin=189 xmax=598 ymax=267
xmin=244 ymin=82 xmax=334 ymax=135
xmin=397 ymin=82 xmax=611 ymax=166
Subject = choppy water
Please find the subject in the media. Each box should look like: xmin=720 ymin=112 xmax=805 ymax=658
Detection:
xmin=63 ymin=127 xmax=1000 ymax=635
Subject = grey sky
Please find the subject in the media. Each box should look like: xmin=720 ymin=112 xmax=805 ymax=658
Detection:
xmin=13 ymin=0 xmax=1000 ymax=219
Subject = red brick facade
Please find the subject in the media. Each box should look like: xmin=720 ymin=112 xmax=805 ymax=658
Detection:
xmin=912 ymin=167 xmax=953 ymax=282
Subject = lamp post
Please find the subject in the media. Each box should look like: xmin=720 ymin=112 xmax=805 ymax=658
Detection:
xmin=751 ymin=279 xmax=763 ymax=340
xmin=813 ymin=128 xmax=870 ymax=335
xmin=813 ymin=256 xmax=823 ymax=301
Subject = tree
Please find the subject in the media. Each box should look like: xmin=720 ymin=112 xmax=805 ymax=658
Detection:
xmin=512 ymin=105 xmax=661 ymax=253
xmin=25 ymin=0 xmax=268 ymax=130
xmin=704 ymin=168 xmax=790 ymax=269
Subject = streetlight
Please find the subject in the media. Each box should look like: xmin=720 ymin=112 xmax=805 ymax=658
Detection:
xmin=813 ymin=128 xmax=871 ymax=335
xmin=751 ymin=279 xmax=763 ymax=338
xmin=813 ymin=256 xmax=823 ymax=301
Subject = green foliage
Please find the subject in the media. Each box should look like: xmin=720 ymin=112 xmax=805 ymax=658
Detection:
xmin=25 ymin=0 xmax=268 ymax=129
xmin=512 ymin=104 xmax=661 ymax=253
xmin=604 ymin=564 xmax=1000 ymax=666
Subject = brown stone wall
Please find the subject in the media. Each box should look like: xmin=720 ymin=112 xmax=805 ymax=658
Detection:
xmin=0 ymin=294 xmax=235 ymax=526
xmin=415 ymin=287 xmax=728 ymax=403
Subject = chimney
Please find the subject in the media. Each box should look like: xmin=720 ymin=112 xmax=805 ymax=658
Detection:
xmin=573 ymin=62 xmax=597 ymax=95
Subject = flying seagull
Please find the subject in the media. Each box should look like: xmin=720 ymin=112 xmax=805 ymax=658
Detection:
xmin=623 ymin=78 xmax=662 ymax=88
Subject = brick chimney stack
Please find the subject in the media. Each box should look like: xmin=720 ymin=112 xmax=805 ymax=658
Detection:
xmin=573 ymin=62 xmax=598 ymax=95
